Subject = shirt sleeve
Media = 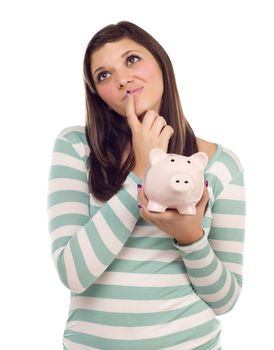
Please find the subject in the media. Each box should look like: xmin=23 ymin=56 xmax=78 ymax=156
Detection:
xmin=173 ymin=170 xmax=245 ymax=315
xmin=47 ymin=135 xmax=141 ymax=294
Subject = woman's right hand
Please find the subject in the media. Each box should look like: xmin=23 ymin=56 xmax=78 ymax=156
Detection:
xmin=125 ymin=93 xmax=174 ymax=180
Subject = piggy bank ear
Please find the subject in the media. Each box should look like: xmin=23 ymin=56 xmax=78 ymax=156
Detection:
xmin=149 ymin=148 xmax=166 ymax=166
xmin=190 ymin=152 xmax=208 ymax=169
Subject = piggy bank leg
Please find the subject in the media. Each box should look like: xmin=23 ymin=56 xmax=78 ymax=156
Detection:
xmin=177 ymin=205 xmax=196 ymax=215
xmin=147 ymin=200 xmax=167 ymax=213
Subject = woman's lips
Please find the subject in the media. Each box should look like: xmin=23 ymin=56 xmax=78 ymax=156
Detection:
xmin=123 ymin=87 xmax=144 ymax=100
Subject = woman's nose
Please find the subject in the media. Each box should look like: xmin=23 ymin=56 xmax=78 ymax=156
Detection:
xmin=117 ymin=71 xmax=133 ymax=88
xmin=119 ymin=79 xmax=132 ymax=88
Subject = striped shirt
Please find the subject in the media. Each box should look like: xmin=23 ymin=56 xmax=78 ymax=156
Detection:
xmin=47 ymin=125 xmax=245 ymax=350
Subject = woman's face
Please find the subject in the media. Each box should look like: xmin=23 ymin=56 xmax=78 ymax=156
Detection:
xmin=91 ymin=38 xmax=164 ymax=118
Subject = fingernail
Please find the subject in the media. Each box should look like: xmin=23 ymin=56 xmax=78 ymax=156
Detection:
xmin=137 ymin=184 xmax=142 ymax=189
xmin=138 ymin=204 xmax=143 ymax=209
xmin=205 ymin=180 xmax=208 ymax=187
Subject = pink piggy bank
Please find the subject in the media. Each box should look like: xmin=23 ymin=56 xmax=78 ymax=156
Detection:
xmin=143 ymin=148 xmax=208 ymax=215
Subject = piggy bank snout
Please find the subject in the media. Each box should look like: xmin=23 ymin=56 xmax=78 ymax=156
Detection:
xmin=170 ymin=173 xmax=194 ymax=192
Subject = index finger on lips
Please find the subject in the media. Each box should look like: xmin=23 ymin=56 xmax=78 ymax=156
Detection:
xmin=125 ymin=93 xmax=140 ymax=130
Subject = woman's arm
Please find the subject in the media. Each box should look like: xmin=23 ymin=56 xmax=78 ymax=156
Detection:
xmin=174 ymin=170 xmax=245 ymax=315
xmin=137 ymin=163 xmax=245 ymax=315
xmin=47 ymin=133 xmax=141 ymax=294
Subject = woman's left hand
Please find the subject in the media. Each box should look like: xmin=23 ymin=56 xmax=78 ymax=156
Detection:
xmin=137 ymin=184 xmax=209 ymax=245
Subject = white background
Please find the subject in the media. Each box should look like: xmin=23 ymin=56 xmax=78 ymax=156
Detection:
xmin=1 ymin=0 xmax=273 ymax=349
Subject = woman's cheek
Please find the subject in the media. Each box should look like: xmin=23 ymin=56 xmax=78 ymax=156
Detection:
xmin=97 ymin=85 xmax=114 ymax=105
xmin=97 ymin=86 xmax=125 ymax=115
xmin=135 ymin=62 xmax=160 ymax=81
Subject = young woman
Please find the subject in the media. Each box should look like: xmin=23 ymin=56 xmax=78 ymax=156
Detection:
xmin=47 ymin=21 xmax=245 ymax=350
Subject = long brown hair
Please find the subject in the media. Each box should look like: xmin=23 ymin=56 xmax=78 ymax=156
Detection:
xmin=83 ymin=21 xmax=198 ymax=201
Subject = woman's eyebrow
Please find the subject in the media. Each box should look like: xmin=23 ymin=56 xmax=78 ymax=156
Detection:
xmin=121 ymin=49 xmax=142 ymax=58
xmin=93 ymin=49 xmax=143 ymax=77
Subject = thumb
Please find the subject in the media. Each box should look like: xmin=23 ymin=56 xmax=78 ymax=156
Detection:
xmin=125 ymin=93 xmax=140 ymax=131
xmin=198 ymin=185 xmax=209 ymax=214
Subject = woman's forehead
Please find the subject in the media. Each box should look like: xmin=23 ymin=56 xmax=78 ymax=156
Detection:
xmin=91 ymin=38 xmax=152 ymax=71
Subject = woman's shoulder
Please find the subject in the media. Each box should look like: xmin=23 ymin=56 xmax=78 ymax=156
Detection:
xmin=196 ymin=137 xmax=218 ymax=162
xmin=56 ymin=125 xmax=86 ymax=142
xmin=55 ymin=125 xmax=89 ymax=158
xmin=196 ymin=137 xmax=244 ymax=176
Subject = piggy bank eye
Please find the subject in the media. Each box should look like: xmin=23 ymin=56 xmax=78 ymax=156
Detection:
xmin=170 ymin=159 xmax=175 ymax=162
xmin=187 ymin=160 xmax=191 ymax=164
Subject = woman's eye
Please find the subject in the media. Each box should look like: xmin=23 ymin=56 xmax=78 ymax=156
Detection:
xmin=127 ymin=54 xmax=140 ymax=65
xmin=97 ymin=71 xmax=111 ymax=82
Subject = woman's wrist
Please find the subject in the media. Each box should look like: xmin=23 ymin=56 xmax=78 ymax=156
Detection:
xmin=174 ymin=228 xmax=204 ymax=246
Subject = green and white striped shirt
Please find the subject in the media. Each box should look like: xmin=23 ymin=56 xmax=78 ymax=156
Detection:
xmin=47 ymin=126 xmax=245 ymax=350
